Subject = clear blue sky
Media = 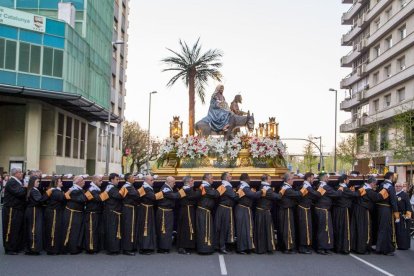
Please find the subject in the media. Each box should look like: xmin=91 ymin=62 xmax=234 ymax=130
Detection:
xmin=125 ymin=0 xmax=353 ymax=154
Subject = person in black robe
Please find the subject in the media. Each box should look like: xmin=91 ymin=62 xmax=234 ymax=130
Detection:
xmin=296 ymin=172 xmax=320 ymax=254
xmin=314 ymin=172 xmax=343 ymax=255
xmin=102 ymin=173 xmax=123 ymax=255
xmin=332 ymin=174 xmax=360 ymax=254
xmin=119 ymin=173 xmax=142 ymax=255
xmin=278 ymin=172 xmax=308 ymax=254
xmin=395 ymin=182 xmax=412 ymax=250
xmin=62 ymin=175 xmax=86 ymax=254
xmin=44 ymin=176 xmax=65 ymax=255
xmin=350 ymin=176 xmax=386 ymax=254
xmin=177 ymin=176 xmax=201 ymax=255
xmin=156 ymin=176 xmax=181 ymax=253
xmin=254 ymin=174 xmax=281 ymax=254
xmin=375 ymin=172 xmax=398 ymax=255
xmin=84 ymin=175 xmax=104 ymax=254
xmin=235 ymin=173 xmax=261 ymax=254
xmin=24 ymin=176 xmax=49 ymax=255
xmin=196 ymin=173 xmax=219 ymax=254
xmin=214 ymin=172 xmax=237 ymax=254
xmin=138 ymin=175 xmax=157 ymax=255
xmin=2 ymin=168 xmax=27 ymax=255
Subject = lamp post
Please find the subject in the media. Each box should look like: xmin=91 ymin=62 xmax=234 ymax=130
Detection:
xmin=146 ymin=91 xmax=157 ymax=175
xmin=329 ymin=88 xmax=338 ymax=173
xmin=105 ymin=40 xmax=124 ymax=175
xmin=311 ymin=136 xmax=323 ymax=171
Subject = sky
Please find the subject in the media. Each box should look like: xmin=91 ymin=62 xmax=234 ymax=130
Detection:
xmin=124 ymin=0 xmax=353 ymax=154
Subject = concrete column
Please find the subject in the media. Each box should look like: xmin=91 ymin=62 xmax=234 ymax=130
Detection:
xmin=24 ymin=102 xmax=42 ymax=170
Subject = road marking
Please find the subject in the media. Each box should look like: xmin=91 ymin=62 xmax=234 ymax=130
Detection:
xmin=350 ymin=254 xmax=394 ymax=276
xmin=218 ymin=254 xmax=227 ymax=275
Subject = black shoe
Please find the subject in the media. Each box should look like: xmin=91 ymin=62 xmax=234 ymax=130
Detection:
xmin=340 ymin=251 xmax=350 ymax=255
xmin=384 ymin=252 xmax=394 ymax=256
xmin=106 ymin=251 xmax=119 ymax=255
xmin=47 ymin=252 xmax=58 ymax=256
xmin=237 ymin=251 xmax=247 ymax=255
xmin=324 ymin=250 xmax=332 ymax=255
xmin=25 ymin=251 xmax=40 ymax=255
xmin=178 ymin=248 xmax=190 ymax=255
xmin=123 ymin=251 xmax=135 ymax=256
xmin=163 ymin=250 xmax=170 ymax=254
xmin=139 ymin=250 xmax=152 ymax=255
xmin=283 ymin=250 xmax=296 ymax=254
xmin=70 ymin=252 xmax=81 ymax=255
xmin=5 ymin=251 xmax=18 ymax=255
xmin=317 ymin=250 xmax=328 ymax=255
xmin=267 ymin=251 xmax=274 ymax=255
xmin=219 ymin=249 xmax=228 ymax=254
xmin=86 ymin=251 xmax=98 ymax=255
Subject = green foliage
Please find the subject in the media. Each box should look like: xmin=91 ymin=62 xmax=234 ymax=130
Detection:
xmin=337 ymin=135 xmax=357 ymax=169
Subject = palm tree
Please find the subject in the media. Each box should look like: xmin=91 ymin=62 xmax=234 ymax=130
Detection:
xmin=162 ymin=38 xmax=223 ymax=135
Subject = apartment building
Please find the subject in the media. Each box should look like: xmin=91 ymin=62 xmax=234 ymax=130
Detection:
xmin=339 ymin=0 xmax=414 ymax=179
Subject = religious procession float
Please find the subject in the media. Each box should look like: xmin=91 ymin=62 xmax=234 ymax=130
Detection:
xmin=153 ymin=85 xmax=288 ymax=178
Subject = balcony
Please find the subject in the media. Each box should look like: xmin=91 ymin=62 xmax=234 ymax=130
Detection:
xmin=342 ymin=0 xmax=353 ymax=3
xmin=342 ymin=2 xmax=362 ymax=25
xmin=340 ymin=64 xmax=367 ymax=88
xmin=340 ymin=87 xmax=369 ymax=111
xmin=365 ymin=65 xmax=414 ymax=99
xmin=366 ymin=31 xmax=414 ymax=72
xmin=340 ymin=45 xmax=363 ymax=67
xmin=367 ymin=0 xmax=414 ymax=47
xmin=340 ymin=117 xmax=359 ymax=133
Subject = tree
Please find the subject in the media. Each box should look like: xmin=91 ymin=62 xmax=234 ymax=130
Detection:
xmin=161 ymin=38 xmax=223 ymax=135
xmin=302 ymin=139 xmax=318 ymax=172
xmin=392 ymin=106 xmax=414 ymax=186
xmin=122 ymin=121 xmax=159 ymax=173
xmin=337 ymin=135 xmax=358 ymax=171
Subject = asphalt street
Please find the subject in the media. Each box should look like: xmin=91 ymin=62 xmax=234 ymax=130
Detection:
xmin=0 ymin=213 xmax=413 ymax=276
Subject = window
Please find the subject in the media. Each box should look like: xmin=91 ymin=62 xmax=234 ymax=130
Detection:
xmin=399 ymin=25 xmax=407 ymax=40
xmin=113 ymin=20 xmax=118 ymax=32
xmin=119 ymin=80 xmax=123 ymax=92
xmin=98 ymin=129 xmax=102 ymax=162
xmin=385 ymin=36 xmax=393 ymax=50
xmin=398 ymin=88 xmax=405 ymax=102
xmin=374 ymin=45 xmax=381 ymax=58
xmin=369 ymin=130 xmax=378 ymax=152
xmin=57 ymin=113 xmax=64 ymax=156
xmin=80 ymin=122 xmax=86 ymax=159
xmin=374 ymin=18 xmax=380 ymax=31
xmin=405 ymin=121 xmax=414 ymax=146
xmin=374 ymin=99 xmax=379 ymax=112
xmin=385 ymin=7 xmax=392 ymax=20
xmin=357 ymin=133 xmax=364 ymax=152
xmin=380 ymin=127 xmax=389 ymax=151
xmin=118 ymin=107 xmax=122 ymax=116
xmin=19 ymin=43 xmax=41 ymax=74
xmin=373 ymin=71 xmax=379 ymax=84
xmin=65 ymin=117 xmax=72 ymax=158
xmin=42 ymin=47 xmax=63 ymax=77
xmin=397 ymin=56 xmax=406 ymax=71
xmin=112 ymin=74 xmax=116 ymax=88
xmin=384 ymin=94 xmax=391 ymax=107
xmin=4 ymin=40 xmax=17 ymax=70
xmin=400 ymin=0 xmax=408 ymax=8
xmin=0 ymin=39 xmax=4 ymax=68
xmin=111 ymin=103 xmax=115 ymax=113
xmin=73 ymin=119 xmax=79 ymax=158
xmin=384 ymin=65 xmax=391 ymax=78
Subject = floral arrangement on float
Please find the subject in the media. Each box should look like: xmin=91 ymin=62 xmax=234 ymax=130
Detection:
xmin=249 ymin=137 xmax=287 ymax=168
xmin=156 ymin=134 xmax=286 ymax=168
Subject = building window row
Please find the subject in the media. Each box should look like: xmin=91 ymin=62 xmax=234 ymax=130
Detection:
xmin=57 ymin=113 xmax=87 ymax=159
xmin=0 ymin=38 xmax=63 ymax=78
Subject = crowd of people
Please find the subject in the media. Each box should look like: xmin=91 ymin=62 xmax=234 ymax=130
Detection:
xmin=1 ymin=168 xmax=412 ymax=256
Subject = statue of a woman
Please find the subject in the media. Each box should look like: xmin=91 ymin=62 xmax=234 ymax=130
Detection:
xmin=200 ymin=84 xmax=232 ymax=132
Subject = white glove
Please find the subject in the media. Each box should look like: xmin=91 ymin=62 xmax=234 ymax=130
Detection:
xmin=105 ymin=185 xmax=113 ymax=192
xmin=395 ymin=219 xmax=400 ymax=223
xmin=383 ymin=183 xmax=391 ymax=190
xmin=303 ymin=183 xmax=311 ymax=189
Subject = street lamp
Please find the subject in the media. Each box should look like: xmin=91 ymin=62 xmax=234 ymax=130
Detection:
xmin=329 ymin=88 xmax=338 ymax=173
xmin=311 ymin=136 xmax=323 ymax=171
xmin=147 ymin=91 xmax=157 ymax=174
xmin=105 ymin=40 xmax=125 ymax=175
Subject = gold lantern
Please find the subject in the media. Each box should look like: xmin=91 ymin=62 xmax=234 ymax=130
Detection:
xmin=256 ymin=123 xmax=265 ymax=137
xmin=169 ymin=116 xmax=183 ymax=139
xmin=266 ymin=117 xmax=278 ymax=139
